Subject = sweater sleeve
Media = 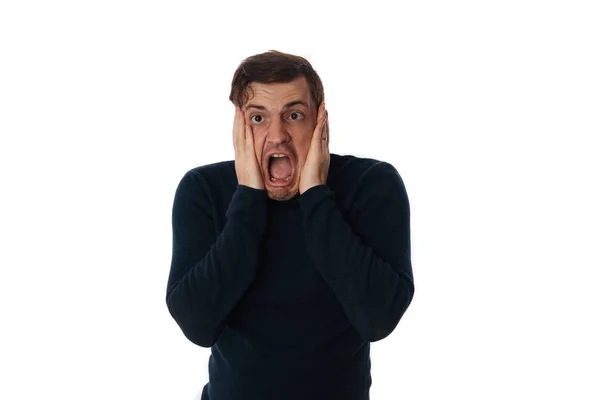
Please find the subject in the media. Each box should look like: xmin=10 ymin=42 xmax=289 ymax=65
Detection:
xmin=296 ymin=162 xmax=414 ymax=342
xmin=166 ymin=171 xmax=267 ymax=347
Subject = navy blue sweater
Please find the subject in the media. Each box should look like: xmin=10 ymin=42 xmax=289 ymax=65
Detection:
xmin=166 ymin=153 xmax=414 ymax=399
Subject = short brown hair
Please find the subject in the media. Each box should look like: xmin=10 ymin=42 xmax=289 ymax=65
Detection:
xmin=229 ymin=50 xmax=325 ymax=109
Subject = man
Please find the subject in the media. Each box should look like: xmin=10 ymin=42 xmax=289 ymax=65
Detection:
xmin=166 ymin=50 xmax=415 ymax=400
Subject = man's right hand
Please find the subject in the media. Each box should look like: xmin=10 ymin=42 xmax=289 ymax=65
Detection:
xmin=233 ymin=105 xmax=265 ymax=191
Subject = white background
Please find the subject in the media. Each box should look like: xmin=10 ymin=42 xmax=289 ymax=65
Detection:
xmin=1 ymin=1 xmax=599 ymax=399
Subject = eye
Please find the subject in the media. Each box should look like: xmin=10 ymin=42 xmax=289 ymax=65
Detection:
xmin=250 ymin=115 xmax=263 ymax=123
xmin=289 ymin=112 xmax=304 ymax=121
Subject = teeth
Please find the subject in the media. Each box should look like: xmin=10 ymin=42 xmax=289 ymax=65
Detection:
xmin=270 ymin=154 xmax=288 ymax=158
xmin=270 ymin=175 xmax=292 ymax=182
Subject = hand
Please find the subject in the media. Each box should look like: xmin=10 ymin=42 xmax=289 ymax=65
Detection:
xmin=233 ymin=105 xmax=265 ymax=190
xmin=299 ymin=102 xmax=330 ymax=195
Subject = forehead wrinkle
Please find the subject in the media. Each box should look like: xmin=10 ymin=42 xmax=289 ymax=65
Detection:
xmin=244 ymin=96 xmax=309 ymax=114
xmin=245 ymin=80 xmax=310 ymax=113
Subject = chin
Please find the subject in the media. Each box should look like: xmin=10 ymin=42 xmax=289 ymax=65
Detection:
xmin=266 ymin=176 xmax=299 ymax=201
xmin=267 ymin=190 xmax=299 ymax=201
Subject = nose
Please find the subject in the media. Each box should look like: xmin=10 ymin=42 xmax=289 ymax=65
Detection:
xmin=265 ymin=117 xmax=290 ymax=145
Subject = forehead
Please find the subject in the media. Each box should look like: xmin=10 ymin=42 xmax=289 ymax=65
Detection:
xmin=244 ymin=76 xmax=312 ymax=110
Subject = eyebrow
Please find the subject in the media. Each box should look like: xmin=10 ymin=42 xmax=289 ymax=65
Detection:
xmin=244 ymin=100 xmax=309 ymax=112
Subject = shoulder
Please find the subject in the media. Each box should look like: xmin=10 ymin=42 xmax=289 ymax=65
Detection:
xmin=327 ymin=153 xmax=409 ymax=219
xmin=329 ymin=153 xmax=405 ymax=194
xmin=184 ymin=160 xmax=235 ymax=183
xmin=174 ymin=160 xmax=237 ymax=208
xmin=178 ymin=160 xmax=236 ymax=191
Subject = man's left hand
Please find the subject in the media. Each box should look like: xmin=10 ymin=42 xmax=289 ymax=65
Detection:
xmin=299 ymin=102 xmax=330 ymax=195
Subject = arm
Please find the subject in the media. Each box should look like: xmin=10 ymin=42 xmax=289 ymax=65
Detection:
xmin=297 ymin=162 xmax=414 ymax=342
xmin=165 ymin=171 xmax=267 ymax=347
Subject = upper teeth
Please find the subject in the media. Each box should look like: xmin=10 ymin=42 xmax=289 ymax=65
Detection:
xmin=271 ymin=154 xmax=286 ymax=158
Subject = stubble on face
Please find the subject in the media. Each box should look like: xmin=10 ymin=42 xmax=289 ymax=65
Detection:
xmin=267 ymin=184 xmax=298 ymax=201
xmin=243 ymin=77 xmax=316 ymax=201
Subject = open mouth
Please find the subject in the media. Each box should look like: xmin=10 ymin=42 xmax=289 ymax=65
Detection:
xmin=268 ymin=154 xmax=294 ymax=183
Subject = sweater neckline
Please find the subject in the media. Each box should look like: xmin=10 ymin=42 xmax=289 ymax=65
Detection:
xmin=267 ymin=195 xmax=300 ymax=210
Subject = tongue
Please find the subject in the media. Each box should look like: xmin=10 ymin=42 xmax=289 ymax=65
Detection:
xmin=269 ymin=157 xmax=292 ymax=179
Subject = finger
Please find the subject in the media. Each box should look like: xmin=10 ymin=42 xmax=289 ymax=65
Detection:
xmin=245 ymin=119 xmax=254 ymax=150
xmin=322 ymin=111 xmax=329 ymax=145
xmin=233 ymin=106 xmax=242 ymax=151
xmin=314 ymin=104 xmax=327 ymax=144
xmin=311 ymin=102 xmax=323 ymax=139
xmin=316 ymin=101 xmax=325 ymax=125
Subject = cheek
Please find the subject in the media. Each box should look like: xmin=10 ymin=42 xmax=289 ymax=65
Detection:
xmin=301 ymin=132 xmax=314 ymax=149
xmin=254 ymin=142 xmax=261 ymax=157
xmin=291 ymin=126 xmax=313 ymax=144
xmin=296 ymin=143 xmax=312 ymax=162
xmin=289 ymin=130 xmax=311 ymax=158
xmin=252 ymin=135 xmax=266 ymax=162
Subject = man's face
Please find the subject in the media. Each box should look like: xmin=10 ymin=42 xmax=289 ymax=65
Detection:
xmin=242 ymin=76 xmax=317 ymax=201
